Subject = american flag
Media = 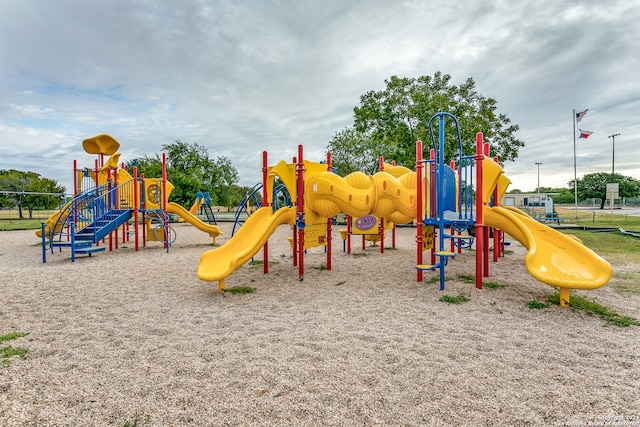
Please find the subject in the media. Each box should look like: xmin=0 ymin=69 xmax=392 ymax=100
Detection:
xmin=576 ymin=109 xmax=589 ymax=123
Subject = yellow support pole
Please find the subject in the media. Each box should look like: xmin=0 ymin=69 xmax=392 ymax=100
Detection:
xmin=218 ymin=279 xmax=225 ymax=293
xmin=559 ymin=287 xmax=570 ymax=307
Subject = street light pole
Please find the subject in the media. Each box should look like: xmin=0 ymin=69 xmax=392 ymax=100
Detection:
xmin=535 ymin=162 xmax=543 ymax=194
xmin=608 ymin=133 xmax=620 ymax=174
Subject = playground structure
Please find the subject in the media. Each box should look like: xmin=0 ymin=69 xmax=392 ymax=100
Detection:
xmin=197 ymin=112 xmax=612 ymax=306
xmin=39 ymin=134 xmax=222 ymax=262
xmin=182 ymin=191 xmax=218 ymax=225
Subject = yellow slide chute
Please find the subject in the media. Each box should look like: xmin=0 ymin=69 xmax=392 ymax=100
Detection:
xmin=480 ymin=156 xmax=611 ymax=305
xmin=166 ymin=202 xmax=222 ymax=243
xmin=197 ymin=206 xmax=296 ymax=290
xmin=484 ymin=206 xmax=611 ymax=290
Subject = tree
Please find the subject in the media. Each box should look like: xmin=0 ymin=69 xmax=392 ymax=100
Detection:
xmin=326 ymin=127 xmax=380 ymax=175
xmin=0 ymin=170 xmax=65 ymax=218
xmin=131 ymin=141 xmax=239 ymax=208
xmin=327 ymin=72 xmax=524 ymax=175
xmin=127 ymin=155 xmax=163 ymax=180
xmin=570 ymin=172 xmax=640 ymax=209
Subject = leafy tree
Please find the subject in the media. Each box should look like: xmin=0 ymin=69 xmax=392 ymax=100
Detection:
xmin=328 ymin=72 xmax=524 ymax=175
xmin=0 ymin=170 xmax=65 ymax=218
xmin=127 ymin=155 xmax=163 ymax=180
xmin=326 ymin=127 xmax=380 ymax=176
xmin=131 ymin=141 xmax=240 ymax=208
xmin=542 ymin=187 xmax=574 ymax=204
xmin=570 ymin=172 xmax=640 ymax=209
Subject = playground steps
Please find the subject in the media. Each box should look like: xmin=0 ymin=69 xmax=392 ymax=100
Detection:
xmin=73 ymin=246 xmax=106 ymax=256
xmin=46 ymin=208 xmax=131 ymax=262
xmin=48 ymin=238 xmax=106 ymax=259
xmin=203 ymin=204 xmax=217 ymax=224
xmin=75 ymin=209 xmax=132 ymax=242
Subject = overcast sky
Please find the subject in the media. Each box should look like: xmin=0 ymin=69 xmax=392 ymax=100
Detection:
xmin=1 ymin=0 xmax=639 ymax=195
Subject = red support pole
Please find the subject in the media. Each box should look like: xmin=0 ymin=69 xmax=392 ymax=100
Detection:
xmin=73 ymin=160 xmax=78 ymax=195
xmin=141 ymin=173 xmax=147 ymax=248
xmin=379 ymin=156 xmax=384 ymax=254
xmin=262 ymin=151 xmax=269 ymax=275
xmin=107 ymin=168 xmax=113 ymax=252
xmin=429 ymin=148 xmax=436 ymax=266
xmin=292 ymin=156 xmax=297 ymax=266
xmin=492 ymin=155 xmax=500 ymax=262
xmin=346 ymin=215 xmax=351 ymax=254
xmin=392 ymin=225 xmax=396 ymax=249
xmin=450 ymin=159 xmax=457 ymax=256
xmin=475 ymin=132 xmax=484 ymax=289
xmin=134 ymin=166 xmax=139 ymax=252
xmin=482 ymin=144 xmax=490 ymax=277
xmin=162 ymin=153 xmax=168 ymax=251
xmin=326 ymin=152 xmax=332 ymax=271
xmin=297 ymin=145 xmax=305 ymax=281
xmin=114 ymin=168 xmax=119 ymax=250
xmin=429 ymin=148 xmax=436 ymax=219
xmin=416 ymin=140 xmax=423 ymax=282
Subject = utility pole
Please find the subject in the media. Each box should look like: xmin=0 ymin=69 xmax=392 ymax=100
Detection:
xmin=535 ymin=162 xmax=543 ymax=195
xmin=608 ymin=133 xmax=620 ymax=174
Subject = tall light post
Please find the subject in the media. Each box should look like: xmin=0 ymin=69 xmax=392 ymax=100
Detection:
xmin=608 ymin=133 xmax=620 ymax=174
xmin=535 ymin=162 xmax=543 ymax=193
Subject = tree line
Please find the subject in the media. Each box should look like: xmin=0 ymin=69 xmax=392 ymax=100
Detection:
xmin=0 ymin=170 xmax=65 ymax=219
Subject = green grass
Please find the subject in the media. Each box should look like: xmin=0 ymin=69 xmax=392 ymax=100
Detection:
xmin=427 ymin=276 xmax=449 ymax=284
xmin=527 ymin=300 xmax=549 ymax=309
xmin=123 ymin=411 xmax=151 ymax=427
xmin=455 ymin=274 xmax=505 ymax=289
xmin=556 ymin=206 xmax=640 ymax=229
xmin=223 ymin=286 xmax=256 ymax=294
xmin=0 ymin=332 xmax=30 ymax=368
xmin=350 ymin=253 xmax=368 ymax=258
xmin=0 ymin=218 xmax=46 ymax=230
xmin=249 ymin=260 xmax=279 ymax=267
xmin=548 ymin=291 xmax=639 ymax=327
xmin=457 ymin=274 xmax=475 ymax=284
xmin=439 ymin=294 xmax=470 ymax=304
xmin=557 ymin=229 xmax=640 ymax=296
xmin=483 ymin=281 xmax=506 ymax=289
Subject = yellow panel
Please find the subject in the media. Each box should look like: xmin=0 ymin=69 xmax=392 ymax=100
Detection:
xmin=422 ymin=226 xmax=435 ymax=251
xmin=303 ymin=223 xmax=328 ymax=249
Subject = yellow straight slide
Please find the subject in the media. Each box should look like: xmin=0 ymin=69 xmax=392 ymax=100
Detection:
xmin=483 ymin=206 xmax=611 ymax=292
xmin=166 ymin=202 xmax=222 ymax=241
xmin=35 ymin=205 xmax=70 ymax=237
xmin=197 ymin=206 xmax=296 ymax=288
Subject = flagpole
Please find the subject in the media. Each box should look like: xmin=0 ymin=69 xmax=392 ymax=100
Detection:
xmin=573 ymin=109 xmax=578 ymax=219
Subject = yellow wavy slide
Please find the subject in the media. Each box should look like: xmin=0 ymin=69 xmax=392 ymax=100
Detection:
xmin=197 ymin=206 xmax=296 ymax=290
xmin=483 ymin=205 xmax=611 ymax=303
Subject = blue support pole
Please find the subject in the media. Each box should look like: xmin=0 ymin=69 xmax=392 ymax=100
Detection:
xmin=41 ymin=223 xmax=46 ymax=263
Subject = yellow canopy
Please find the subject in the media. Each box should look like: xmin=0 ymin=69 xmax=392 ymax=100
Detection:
xmin=82 ymin=134 xmax=120 ymax=155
